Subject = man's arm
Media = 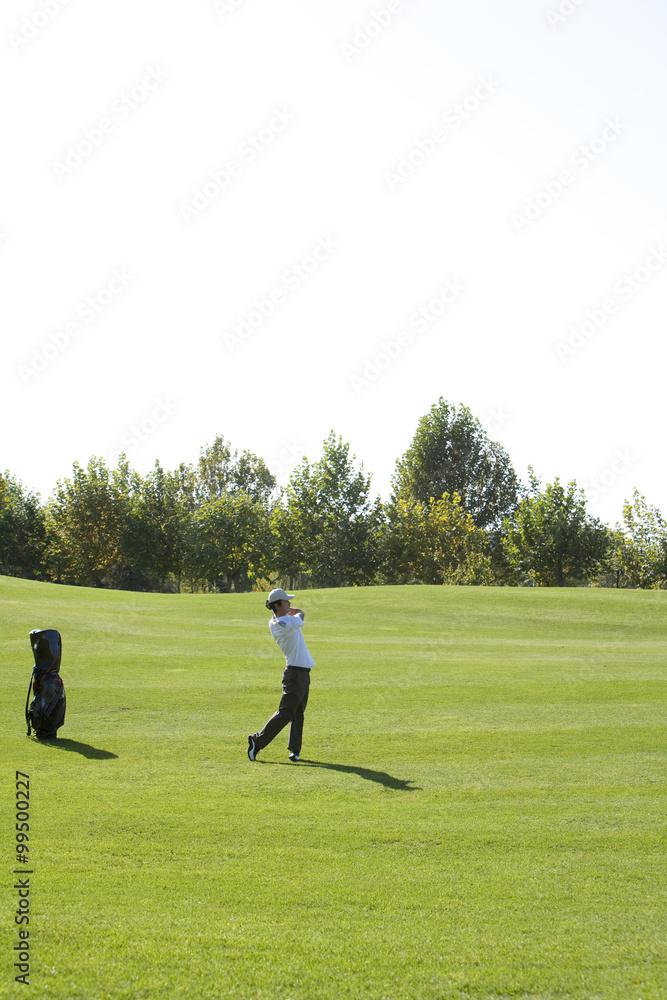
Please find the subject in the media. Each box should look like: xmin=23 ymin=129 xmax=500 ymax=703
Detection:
xmin=288 ymin=608 xmax=305 ymax=620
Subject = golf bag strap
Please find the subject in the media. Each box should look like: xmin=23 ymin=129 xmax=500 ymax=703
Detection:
xmin=25 ymin=667 xmax=35 ymax=737
xmin=25 ymin=658 xmax=56 ymax=736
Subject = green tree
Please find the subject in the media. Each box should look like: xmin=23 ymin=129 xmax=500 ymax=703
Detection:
xmin=123 ymin=462 xmax=189 ymax=591
xmin=283 ymin=432 xmax=383 ymax=588
xmin=613 ymin=490 xmax=667 ymax=589
xmin=595 ymin=528 xmax=633 ymax=589
xmin=502 ymin=472 xmax=609 ymax=587
xmin=0 ymin=472 xmax=48 ymax=579
xmin=392 ymin=399 xmax=521 ymax=529
xmin=383 ymin=492 xmax=493 ymax=585
xmin=196 ymin=434 xmax=276 ymax=505
xmin=269 ymin=499 xmax=309 ymax=591
xmin=46 ymin=457 xmax=136 ymax=587
xmin=181 ymin=435 xmax=277 ymax=592
xmin=188 ymin=492 xmax=273 ymax=592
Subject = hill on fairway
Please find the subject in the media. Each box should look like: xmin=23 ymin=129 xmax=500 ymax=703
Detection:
xmin=1 ymin=575 xmax=665 ymax=1000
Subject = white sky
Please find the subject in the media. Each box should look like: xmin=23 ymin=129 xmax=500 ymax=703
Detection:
xmin=2 ymin=0 xmax=666 ymax=528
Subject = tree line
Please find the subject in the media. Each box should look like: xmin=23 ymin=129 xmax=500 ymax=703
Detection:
xmin=2 ymin=400 xmax=665 ymax=592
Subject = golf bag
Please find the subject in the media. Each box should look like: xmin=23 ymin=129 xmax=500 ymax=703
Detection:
xmin=26 ymin=629 xmax=66 ymax=738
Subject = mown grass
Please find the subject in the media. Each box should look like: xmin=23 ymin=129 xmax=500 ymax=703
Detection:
xmin=0 ymin=576 xmax=665 ymax=999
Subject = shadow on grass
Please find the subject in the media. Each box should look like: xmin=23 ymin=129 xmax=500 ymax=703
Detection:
xmin=31 ymin=737 xmax=118 ymax=760
xmin=263 ymin=759 xmax=421 ymax=791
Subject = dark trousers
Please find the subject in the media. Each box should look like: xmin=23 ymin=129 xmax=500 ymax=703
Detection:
xmin=254 ymin=666 xmax=310 ymax=756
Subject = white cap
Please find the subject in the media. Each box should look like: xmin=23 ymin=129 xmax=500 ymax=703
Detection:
xmin=267 ymin=588 xmax=295 ymax=604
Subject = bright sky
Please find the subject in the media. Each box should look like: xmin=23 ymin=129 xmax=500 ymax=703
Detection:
xmin=2 ymin=0 xmax=666 ymax=529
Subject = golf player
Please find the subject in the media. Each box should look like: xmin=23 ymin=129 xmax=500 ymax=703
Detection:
xmin=247 ymin=589 xmax=315 ymax=762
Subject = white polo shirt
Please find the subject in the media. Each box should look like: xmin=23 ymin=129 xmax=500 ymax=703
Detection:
xmin=268 ymin=614 xmax=315 ymax=669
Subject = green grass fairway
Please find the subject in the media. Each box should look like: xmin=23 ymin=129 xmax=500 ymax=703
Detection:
xmin=1 ymin=576 xmax=665 ymax=1000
